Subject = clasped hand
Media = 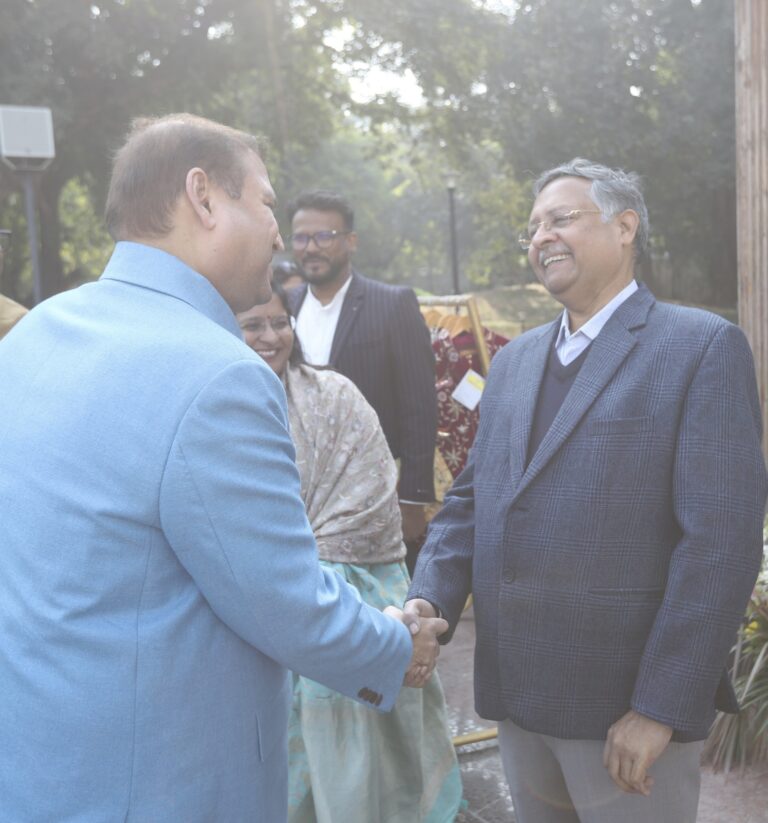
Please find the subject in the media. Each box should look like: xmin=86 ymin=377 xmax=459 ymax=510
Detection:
xmin=384 ymin=598 xmax=448 ymax=687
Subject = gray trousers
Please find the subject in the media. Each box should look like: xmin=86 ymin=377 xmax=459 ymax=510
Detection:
xmin=498 ymin=719 xmax=704 ymax=823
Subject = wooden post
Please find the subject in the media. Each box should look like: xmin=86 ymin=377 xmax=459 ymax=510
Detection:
xmin=735 ymin=0 xmax=768 ymax=458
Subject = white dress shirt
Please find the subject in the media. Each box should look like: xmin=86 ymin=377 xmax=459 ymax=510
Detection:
xmin=295 ymin=276 xmax=353 ymax=366
xmin=555 ymin=280 xmax=638 ymax=366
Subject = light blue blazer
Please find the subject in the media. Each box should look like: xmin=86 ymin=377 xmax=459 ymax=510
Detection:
xmin=0 ymin=242 xmax=412 ymax=823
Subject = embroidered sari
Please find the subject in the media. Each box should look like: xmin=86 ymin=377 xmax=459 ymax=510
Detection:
xmin=283 ymin=364 xmax=462 ymax=823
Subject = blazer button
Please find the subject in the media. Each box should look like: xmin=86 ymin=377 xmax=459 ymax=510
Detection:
xmin=357 ymin=687 xmax=382 ymax=705
xmin=503 ymin=571 xmax=516 ymax=583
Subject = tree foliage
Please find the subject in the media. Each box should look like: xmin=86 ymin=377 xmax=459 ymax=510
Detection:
xmin=0 ymin=0 xmax=738 ymax=307
xmin=393 ymin=0 xmax=736 ymax=302
xmin=0 ymin=0 xmax=293 ymax=298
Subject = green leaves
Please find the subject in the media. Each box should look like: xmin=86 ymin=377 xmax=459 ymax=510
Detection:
xmin=703 ymin=567 xmax=768 ymax=772
xmin=0 ymin=0 xmax=740 ymax=304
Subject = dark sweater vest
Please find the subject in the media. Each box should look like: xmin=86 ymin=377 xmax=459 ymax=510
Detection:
xmin=526 ymin=342 xmax=591 ymax=468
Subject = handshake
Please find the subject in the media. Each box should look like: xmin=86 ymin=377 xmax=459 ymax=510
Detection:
xmin=384 ymin=599 xmax=448 ymax=688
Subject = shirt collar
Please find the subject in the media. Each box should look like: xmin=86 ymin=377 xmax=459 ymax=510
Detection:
xmin=556 ymin=279 xmax=639 ymax=347
xmin=305 ymin=272 xmax=353 ymax=311
xmin=100 ymin=241 xmax=242 ymax=338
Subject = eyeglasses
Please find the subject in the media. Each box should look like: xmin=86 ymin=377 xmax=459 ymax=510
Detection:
xmin=290 ymin=230 xmax=351 ymax=251
xmin=518 ymin=209 xmax=602 ymax=250
xmin=239 ymin=315 xmax=295 ymax=335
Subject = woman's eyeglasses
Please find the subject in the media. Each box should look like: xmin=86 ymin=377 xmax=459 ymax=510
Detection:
xmin=240 ymin=315 xmax=295 ymax=335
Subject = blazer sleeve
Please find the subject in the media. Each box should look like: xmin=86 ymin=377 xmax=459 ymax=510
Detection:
xmin=631 ymin=323 xmax=767 ymax=732
xmin=158 ymin=358 xmax=412 ymax=711
xmin=390 ymin=288 xmax=438 ymax=503
xmin=407 ymin=452 xmax=476 ymax=642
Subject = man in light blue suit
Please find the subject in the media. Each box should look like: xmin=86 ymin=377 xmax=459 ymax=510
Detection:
xmin=0 ymin=114 xmax=446 ymax=823
xmin=407 ymin=159 xmax=767 ymax=823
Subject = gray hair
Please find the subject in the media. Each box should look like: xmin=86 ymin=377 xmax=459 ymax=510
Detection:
xmin=533 ymin=158 xmax=649 ymax=257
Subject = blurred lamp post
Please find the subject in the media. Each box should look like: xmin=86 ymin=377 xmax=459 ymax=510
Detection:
xmin=0 ymin=229 xmax=10 ymax=274
xmin=0 ymin=106 xmax=55 ymax=305
xmin=444 ymin=171 xmax=460 ymax=294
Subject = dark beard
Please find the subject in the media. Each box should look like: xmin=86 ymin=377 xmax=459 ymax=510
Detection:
xmin=298 ymin=256 xmax=347 ymax=287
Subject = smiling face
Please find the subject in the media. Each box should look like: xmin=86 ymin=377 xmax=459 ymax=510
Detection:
xmin=237 ymin=292 xmax=295 ymax=377
xmin=527 ymin=176 xmax=637 ymax=323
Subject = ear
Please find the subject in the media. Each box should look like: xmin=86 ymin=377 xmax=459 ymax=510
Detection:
xmin=617 ymin=209 xmax=639 ymax=249
xmin=185 ymin=167 xmax=216 ymax=229
xmin=346 ymin=231 xmax=358 ymax=255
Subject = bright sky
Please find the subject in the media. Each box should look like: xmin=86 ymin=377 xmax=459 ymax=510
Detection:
xmin=325 ymin=1 xmax=519 ymax=108
xmin=347 ymin=66 xmax=426 ymax=107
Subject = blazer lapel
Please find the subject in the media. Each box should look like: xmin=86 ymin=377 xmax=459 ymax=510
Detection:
xmin=329 ymin=273 xmax=364 ymax=365
xmin=512 ymin=285 xmax=655 ymax=501
xmin=506 ymin=320 xmax=559 ymax=490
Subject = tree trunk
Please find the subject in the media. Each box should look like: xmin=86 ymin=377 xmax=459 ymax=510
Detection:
xmin=38 ymin=172 xmax=65 ymax=299
xmin=735 ymin=0 xmax=768 ymax=459
xmin=260 ymin=0 xmax=289 ymax=157
xmin=709 ymin=183 xmax=738 ymax=308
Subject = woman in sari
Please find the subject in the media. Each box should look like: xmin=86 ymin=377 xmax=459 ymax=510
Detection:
xmin=237 ymin=283 xmax=462 ymax=823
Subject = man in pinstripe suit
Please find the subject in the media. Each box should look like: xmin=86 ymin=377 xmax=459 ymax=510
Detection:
xmin=407 ymin=159 xmax=767 ymax=822
xmin=287 ymin=190 xmax=437 ymax=556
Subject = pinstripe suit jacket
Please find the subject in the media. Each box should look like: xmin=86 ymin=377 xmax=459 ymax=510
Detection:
xmin=291 ymin=272 xmax=437 ymax=502
xmin=410 ymin=284 xmax=767 ymax=741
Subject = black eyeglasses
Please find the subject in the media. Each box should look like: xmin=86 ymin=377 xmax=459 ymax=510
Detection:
xmin=239 ymin=315 xmax=295 ymax=335
xmin=290 ymin=230 xmax=351 ymax=251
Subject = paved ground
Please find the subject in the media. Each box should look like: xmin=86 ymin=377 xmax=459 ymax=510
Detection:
xmin=438 ymin=608 xmax=768 ymax=823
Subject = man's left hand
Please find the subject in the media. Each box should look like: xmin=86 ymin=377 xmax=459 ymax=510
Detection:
xmin=399 ymin=502 xmax=427 ymax=543
xmin=603 ymin=709 xmax=673 ymax=795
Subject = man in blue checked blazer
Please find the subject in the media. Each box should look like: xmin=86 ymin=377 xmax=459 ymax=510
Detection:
xmin=286 ymin=190 xmax=437 ymax=558
xmin=0 ymin=114 xmax=447 ymax=823
xmin=407 ymin=158 xmax=767 ymax=823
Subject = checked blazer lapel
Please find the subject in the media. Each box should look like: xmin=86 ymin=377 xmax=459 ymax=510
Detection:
xmin=329 ymin=273 xmax=364 ymax=365
xmin=511 ymin=285 xmax=655 ymax=503
xmin=506 ymin=321 xmax=559 ymax=491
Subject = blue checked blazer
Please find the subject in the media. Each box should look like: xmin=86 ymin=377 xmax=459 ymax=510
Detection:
xmin=0 ymin=243 xmax=412 ymax=823
xmin=291 ymin=272 xmax=437 ymax=502
xmin=410 ymin=284 xmax=767 ymax=741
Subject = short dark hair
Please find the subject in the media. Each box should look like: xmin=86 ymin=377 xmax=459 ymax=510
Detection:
xmin=105 ymin=113 xmax=265 ymax=241
xmin=286 ymin=190 xmax=354 ymax=230
xmin=270 ymin=280 xmax=305 ymax=368
xmin=272 ymin=260 xmax=305 ymax=288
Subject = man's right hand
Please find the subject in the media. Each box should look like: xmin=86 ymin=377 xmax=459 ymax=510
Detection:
xmin=403 ymin=597 xmax=438 ymax=625
xmin=403 ymin=599 xmax=447 ymax=686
